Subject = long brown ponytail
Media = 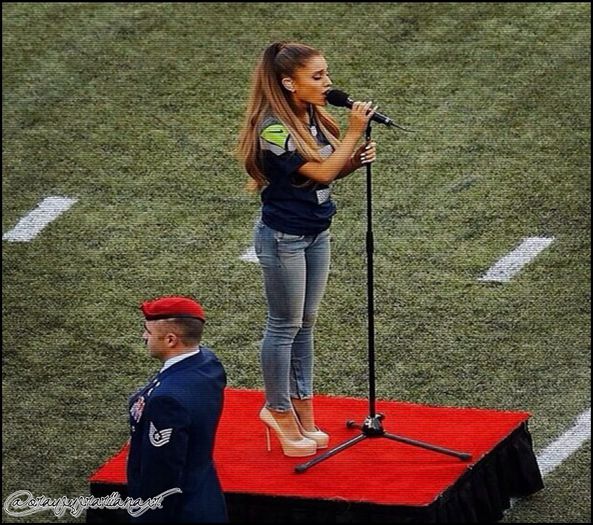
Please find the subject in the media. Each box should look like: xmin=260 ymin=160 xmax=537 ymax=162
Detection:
xmin=235 ymin=42 xmax=341 ymax=191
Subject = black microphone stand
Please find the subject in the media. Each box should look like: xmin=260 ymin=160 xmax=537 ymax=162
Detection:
xmin=295 ymin=122 xmax=472 ymax=473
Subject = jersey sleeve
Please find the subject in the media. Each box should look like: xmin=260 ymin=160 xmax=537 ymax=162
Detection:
xmin=260 ymin=120 xmax=307 ymax=179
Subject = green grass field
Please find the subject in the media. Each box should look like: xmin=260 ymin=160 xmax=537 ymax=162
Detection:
xmin=2 ymin=2 xmax=590 ymax=522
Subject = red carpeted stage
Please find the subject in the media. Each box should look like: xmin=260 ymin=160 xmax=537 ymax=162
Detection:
xmin=87 ymin=388 xmax=543 ymax=522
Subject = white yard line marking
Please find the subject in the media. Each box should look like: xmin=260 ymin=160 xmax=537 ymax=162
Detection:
xmin=536 ymin=407 xmax=591 ymax=477
xmin=510 ymin=408 xmax=591 ymax=508
xmin=240 ymin=245 xmax=259 ymax=263
xmin=478 ymin=236 xmax=555 ymax=282
xmin=240 ymin=216 xmax=261 ymax=264
xmin=3 ymin=196 xmax=78 ymax=242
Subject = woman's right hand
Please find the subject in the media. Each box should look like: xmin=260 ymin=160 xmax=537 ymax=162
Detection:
xmin=347 ymin=101 xmax=377 ymax=136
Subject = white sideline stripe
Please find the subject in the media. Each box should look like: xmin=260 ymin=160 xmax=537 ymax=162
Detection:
xmin=478 ymin=236 xmax=555 ymax=282
xmin=510 ymin=408 xmax=591 ymax=508
xmin=3 ymin=196 xmax=78 ymax=242
xmin=240 ymin=246 xmax=259 ymax=263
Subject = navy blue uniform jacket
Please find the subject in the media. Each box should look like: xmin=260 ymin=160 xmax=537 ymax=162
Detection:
xmin=127 ymin=348 xmax=227 ymax=522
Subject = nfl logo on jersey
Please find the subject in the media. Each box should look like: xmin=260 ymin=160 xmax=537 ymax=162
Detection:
xmin=316 ymin=188 xmax=331 ymax=204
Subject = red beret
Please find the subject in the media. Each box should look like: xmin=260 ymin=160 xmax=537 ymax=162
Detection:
xmin=140 ymin=296 xmax=205 ymax=322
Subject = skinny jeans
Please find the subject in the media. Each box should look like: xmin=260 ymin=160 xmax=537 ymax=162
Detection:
xmin=254 ymin=220 xmax=331 ymax=412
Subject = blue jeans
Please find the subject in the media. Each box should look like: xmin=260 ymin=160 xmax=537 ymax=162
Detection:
xmin=254 ymin=220 xmax=331 ymax=412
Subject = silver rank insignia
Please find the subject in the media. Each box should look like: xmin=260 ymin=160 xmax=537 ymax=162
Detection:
xmin=149 ymin=422 xmax=173 ymax=447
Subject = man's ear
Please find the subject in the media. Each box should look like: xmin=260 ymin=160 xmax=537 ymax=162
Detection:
xmin=165 ymin=332 xmax=178 ymax=347
xmin=282 ymin=77 xmax=295 ymax=93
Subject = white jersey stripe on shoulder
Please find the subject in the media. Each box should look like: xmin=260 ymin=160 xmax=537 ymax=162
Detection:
xmin=260 ymin=138 xmax=286 ymax=156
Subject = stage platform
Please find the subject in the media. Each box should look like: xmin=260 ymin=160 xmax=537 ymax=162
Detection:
xmin=88 ymin=388 xmax=543 ymax=522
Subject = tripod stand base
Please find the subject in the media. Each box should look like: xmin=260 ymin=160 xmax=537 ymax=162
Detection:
xmin=295 ymin=415 xmax=472 ymax=473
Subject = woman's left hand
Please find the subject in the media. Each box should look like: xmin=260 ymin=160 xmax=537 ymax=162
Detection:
xmin=353 ymin=141 xmax=377 ymax=168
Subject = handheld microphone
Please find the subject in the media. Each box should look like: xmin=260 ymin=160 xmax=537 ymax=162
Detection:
xmin=325 ymin=89 xmax=413 ymax=132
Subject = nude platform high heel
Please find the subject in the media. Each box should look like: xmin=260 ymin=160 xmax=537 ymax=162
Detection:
xmin=259 ymin=407 xmax=317 ymax=457
xmin=293 ymin=410 xmax=330 ymax=449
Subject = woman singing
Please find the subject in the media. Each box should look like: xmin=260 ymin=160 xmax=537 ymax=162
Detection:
xmin=236 ymin=41 xmax=377 ymax=457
